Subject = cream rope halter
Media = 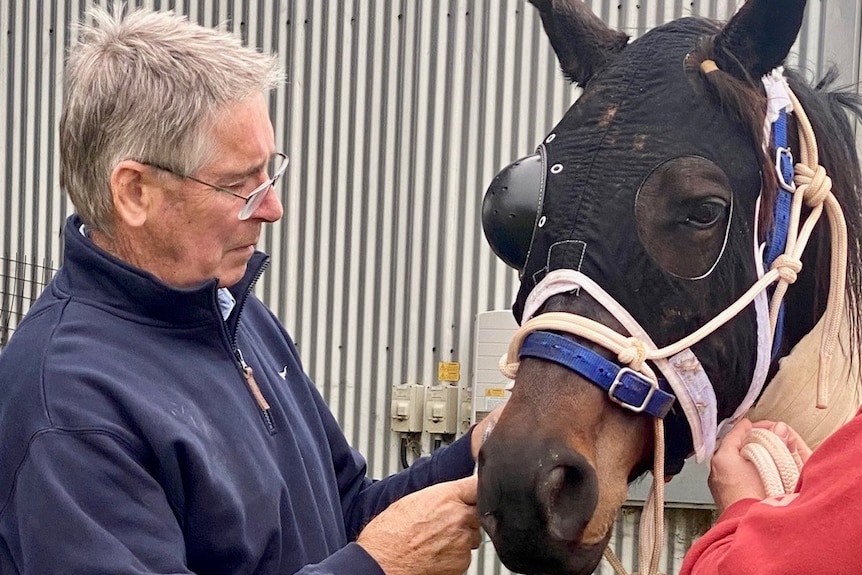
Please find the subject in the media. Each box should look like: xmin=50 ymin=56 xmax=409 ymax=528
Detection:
xmin=498 ymin=63 xmax=847 ymax=574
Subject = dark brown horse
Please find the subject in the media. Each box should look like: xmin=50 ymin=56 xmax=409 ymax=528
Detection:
xmin=476 ymin=0 xmax=862 ymax=573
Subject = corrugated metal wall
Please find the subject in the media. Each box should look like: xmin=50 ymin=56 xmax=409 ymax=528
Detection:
xmin=1 ymin=1 xmax=857 ymax=574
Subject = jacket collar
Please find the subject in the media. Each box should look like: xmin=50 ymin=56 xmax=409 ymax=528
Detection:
xmin=58 ymin=214 xmax=268 ymax=327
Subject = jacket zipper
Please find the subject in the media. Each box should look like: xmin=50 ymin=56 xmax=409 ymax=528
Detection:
xmin=227 ymin=259 xmax=276 ymax=433
xmin=235 ymin=347 xmax=276 ymax=433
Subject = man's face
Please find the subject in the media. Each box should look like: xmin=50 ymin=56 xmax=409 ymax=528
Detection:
xmin=136 ymin=93 xmax=284 ymax=288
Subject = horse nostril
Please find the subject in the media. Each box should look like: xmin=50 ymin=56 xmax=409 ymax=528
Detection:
xmin=539 ymin=462 xmax=599 ymax=542
xmin=546 ymin=464 xmax=584 ymax=491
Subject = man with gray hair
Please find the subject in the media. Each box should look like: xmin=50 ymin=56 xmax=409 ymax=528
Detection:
xmin=0 ymin=6 xmax=498 ymax=574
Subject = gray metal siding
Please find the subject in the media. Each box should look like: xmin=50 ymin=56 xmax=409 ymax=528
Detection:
xmin=1 ymin=1 xmax=858 ymax=573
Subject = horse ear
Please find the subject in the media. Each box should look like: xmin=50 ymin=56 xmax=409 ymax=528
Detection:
xmin=529 ymin=0 xmax=629 ymax=85
xmin=713 ymin=0 xmax=806 ymax=78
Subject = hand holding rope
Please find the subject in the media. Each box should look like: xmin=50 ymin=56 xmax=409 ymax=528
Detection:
xmin=741 ymin=426 xmax=805 ymax=497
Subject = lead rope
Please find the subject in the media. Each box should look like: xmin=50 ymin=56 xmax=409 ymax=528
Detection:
xmin=602 ymin=419 xmax=667 ymax=575
xmin=740 ymin=428 xmax=804 ymax=496
xmin=499 ymin=73 xmax=844 ymax=575
xmin=782 ymin=85 xmax=847 ymax=407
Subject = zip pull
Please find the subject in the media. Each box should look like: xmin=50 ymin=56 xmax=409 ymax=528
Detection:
xmin=235 ymin=348 xmax=276 ymax=432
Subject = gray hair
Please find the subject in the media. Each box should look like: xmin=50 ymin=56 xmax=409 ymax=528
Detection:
xmin=60 ymin=5 xmax=283 ymax=233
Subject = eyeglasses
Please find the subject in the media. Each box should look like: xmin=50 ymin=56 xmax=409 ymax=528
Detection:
xmin=147 ymin=152 xmax=289 ymax=220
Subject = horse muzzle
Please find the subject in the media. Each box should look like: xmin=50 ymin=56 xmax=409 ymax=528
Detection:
xmin=477 ymin=435 xmax=607 ymax=575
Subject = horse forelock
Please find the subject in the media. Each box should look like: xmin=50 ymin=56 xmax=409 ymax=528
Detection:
xmin=687 ymin=37 xmax=776 ymax=233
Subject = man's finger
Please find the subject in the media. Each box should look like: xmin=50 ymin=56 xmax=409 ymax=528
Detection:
xmin=464 ymin=509 xmax=481 ymax=530
xmin=450 ymin=474 xmax=478 ymax=505
xmin=469 ymin=526 xmax=482 ymax=549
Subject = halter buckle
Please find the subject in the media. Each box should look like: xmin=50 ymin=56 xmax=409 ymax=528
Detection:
xmin=775 ymin=146 xmax=795 ymax=192
xmin=608 ymin=367 xmax=656 ymax=413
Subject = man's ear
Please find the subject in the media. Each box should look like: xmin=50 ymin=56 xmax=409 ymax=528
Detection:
xmin=110 ymin=160 xmax=156 ymax=228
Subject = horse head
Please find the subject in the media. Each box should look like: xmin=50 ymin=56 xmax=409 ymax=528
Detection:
xmin=477 ymin=0 xmax=862 ymax=573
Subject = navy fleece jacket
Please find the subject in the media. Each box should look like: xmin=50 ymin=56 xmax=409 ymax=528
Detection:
xmin=0 ymin=214 xmax=476 ymax=574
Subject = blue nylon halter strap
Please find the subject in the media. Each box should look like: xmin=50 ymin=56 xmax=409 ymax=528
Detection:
xmin=519 ymin=331 xmax=676 ymax=419
xmin=765 ymin=108 xmax=793 ymax=358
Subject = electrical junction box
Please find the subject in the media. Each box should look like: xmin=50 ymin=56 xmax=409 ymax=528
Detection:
xmin=424 ymin=384 xmax=459 ymax=434
xmin=459 ymin=388 xmax=473 ymax=434
xmin=472 ymin=310 xmax=518 ymax=424
xmin=390 ymin=384 xmax=425 ymax=433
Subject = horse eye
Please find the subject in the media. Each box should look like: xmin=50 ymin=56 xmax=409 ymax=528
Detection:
xmin=685 ymin=199 xmax=727 ymax=228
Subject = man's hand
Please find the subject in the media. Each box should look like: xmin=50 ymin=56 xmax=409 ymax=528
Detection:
xmin=357 ymin=475 xmax=482 ymax=575
xmin=708 ymin=419 xmax=812 ymax=513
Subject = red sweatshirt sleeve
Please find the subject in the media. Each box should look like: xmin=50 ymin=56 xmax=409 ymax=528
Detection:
xmin=680 ymin=410 xmax=862 ymax=575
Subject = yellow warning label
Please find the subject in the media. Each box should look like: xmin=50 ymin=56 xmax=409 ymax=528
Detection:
xmin=485 ymin=388 xmax=507 ymax=398
xmin=438 ymin=361 xmax=461 ymax=382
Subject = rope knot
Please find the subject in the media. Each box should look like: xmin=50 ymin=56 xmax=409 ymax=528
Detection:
xmin=794 ymin=163 xmax=831 ymax=207
xmin=498 ymin=353 xmax=519 ymax=380
xmin=771 ymin=254 xmax=802 ymax=284
xmin=618 ymin=338 xmax=647 ymax=371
